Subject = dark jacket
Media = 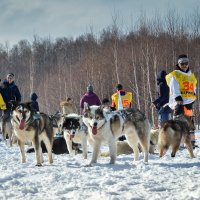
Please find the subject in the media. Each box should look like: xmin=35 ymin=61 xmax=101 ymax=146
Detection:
xmin=30 ymin=92 xmax=39 ymax=112
xmin=0 ymin=80 xmax=21 ymax=110
xmin=153 ymin=71 xmax=171 ymax=113
xmin=80 ymin=92 xmax=101 ymax=112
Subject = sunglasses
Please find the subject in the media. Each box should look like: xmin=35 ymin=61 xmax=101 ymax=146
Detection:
xmin=180 ymin=62 xmax=188 ymax=66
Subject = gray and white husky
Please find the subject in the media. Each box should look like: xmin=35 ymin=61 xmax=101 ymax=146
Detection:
xmin=61 ymin=113 xmax=88 ymax=159
xmin=83 ymin=103 xmax=150 ymax=165
xmin=10 ymin=101 xmax=54 ymax=166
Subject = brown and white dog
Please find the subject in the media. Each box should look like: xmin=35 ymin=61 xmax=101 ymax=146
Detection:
xmin=10 ymin=101 xmax=54 ymax=166
xmin=60 ymin=98 xmax=74 ymax=115
xmin=158 ymin=115 xmax=195 ymax=158
xmin=149 ymin=128 xmax=159 ymax=154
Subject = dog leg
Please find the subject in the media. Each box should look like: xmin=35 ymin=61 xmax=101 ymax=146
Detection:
xmin=38 ymin=140 xmax=44 ymax=163
xmin=185 ymin=136 xmax=195 ymax=158
xmin=126 ymin=136 xmax=140 ymax=161
xmin=42 ymin=137 xmax=53 ymax=164
xmin=159 ymin=147 xmax=168 ymax=157
xmin=108 ymin=138 xmax=117 ymax=164
xmin=18 ymin=140 xmax=26 ymax=163
xmin=171 ymin=144 xmax=180 ymax=157
xmin=64 ymin=134 xmax=75 ymax=155
xmin=81 ymin=133 xmax=87 ymax=159
xmin=9 ymin=136 xmax=12 ymax=147
xmin=90 ymin=141 xmax=101 ymax=164
xmin=32 ymin=137 xmax=42 ymax=166
xmin=139 ymin=138 xmax=150 ymax=163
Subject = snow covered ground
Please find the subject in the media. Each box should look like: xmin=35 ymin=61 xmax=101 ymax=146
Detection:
xmin=1 ymin=131 xmax=200 ymax=200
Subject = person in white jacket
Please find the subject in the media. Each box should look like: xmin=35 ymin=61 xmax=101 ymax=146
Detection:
xmin=165 ymin=54 xmax=197 ymax=148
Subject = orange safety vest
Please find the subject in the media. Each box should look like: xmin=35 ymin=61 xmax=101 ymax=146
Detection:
xmin=184 ymin=106 xmax=193 ymax=117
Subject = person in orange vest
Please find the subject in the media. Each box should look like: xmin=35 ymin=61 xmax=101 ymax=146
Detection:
xmin=111 ymin=84 xmax=133 ymax=141
xmin=111 ymin=84 xmax=132 ymax=111
xmin=165 ymin=54 xmax=197 ymax=148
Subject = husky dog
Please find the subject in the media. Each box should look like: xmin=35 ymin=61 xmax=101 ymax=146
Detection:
xmin=158 ymin=115 xmax=195 ymax=158
xmin=10 ymin=101 xmax=54 ymax=166
xmin=83 ymin=103 xmax=150 ymax=165
xmin=0 ymin=115 xmax=14 ymax=146
xmin=60 ymin=98 xmax=74 ymax=115
xmin=102 ymin=128 xmax=159 ymax=157
xmin=49 ymin=112 xmax=63 ymax=136
xmin=61 ymin=113 xmax=88 ymax=159
xmin=101 ymin=140 xmax=133 ymax=157
xmin=149 ymin=129 xmax=159 ymax=154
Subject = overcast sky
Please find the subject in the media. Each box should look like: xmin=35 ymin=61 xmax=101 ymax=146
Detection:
xmin=0 ymin=0 xmax=199 ymax=46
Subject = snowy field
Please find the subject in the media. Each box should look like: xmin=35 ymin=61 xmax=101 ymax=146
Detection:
xmin=1 ymin=131 xmax=200 ymax=200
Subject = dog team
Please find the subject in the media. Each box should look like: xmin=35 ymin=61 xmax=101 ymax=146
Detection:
xmin=0 ymin=54 xmax=198 ymax=166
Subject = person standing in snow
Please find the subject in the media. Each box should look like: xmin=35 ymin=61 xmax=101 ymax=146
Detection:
xmin=30 ymin=92 xmax=39 ymax=112
xmin=0 ymin=73 xmax=21 ymax=134
xmin=165 ymin=54 xmax=197 ymax=148
xmin=111 ymin=84 xmax=132 ymax=111
xmin=80 ymin=84 xmax=101 ymax=114
xmin=152 ymin=70 xmax=172 ymax=127
xmin=111 ymin=84 xmax=132 ymax=141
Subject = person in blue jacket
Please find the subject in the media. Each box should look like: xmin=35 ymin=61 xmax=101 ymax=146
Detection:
xmin=0 ymin=73 xmax=21 ymax=134
xmin=152 ymin=70 xmax=171 ymax=127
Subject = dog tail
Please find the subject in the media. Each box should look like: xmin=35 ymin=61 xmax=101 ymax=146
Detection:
xmin=163 ymin=123 xmax=170 ymax=132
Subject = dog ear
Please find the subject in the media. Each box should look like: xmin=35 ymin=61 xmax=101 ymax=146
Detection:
xmin=9 ymin=100 xmax=18 ymax=111
xmin=26 ymin=102 xmax=33 ymax=111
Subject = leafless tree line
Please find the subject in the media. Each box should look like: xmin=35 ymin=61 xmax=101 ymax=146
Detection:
xmin=0 ymin=10 xmax=200 ymax=127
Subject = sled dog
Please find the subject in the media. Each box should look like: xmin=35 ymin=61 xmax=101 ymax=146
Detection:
xmin=0 ymin=116 xmax=14 ymax=146
xmin=149 ymin=128 xmax=159 ymax=154
xmin=100 ymin=140 xmax=133 ymax=157
xmin=158 ymin=115 xmax=195 ymax=158
xmin=83 ymin=103 xmax=150 ymax=165
xmin=60 ymin=98 xmax=74 ymax=115
xmin=49 ymin=112 xmax=63 ymax=136
xmin=61 ymin=113 xmax=88 ymax=159
xmin=10 ymin=101 xmax=54 ymax=166
xmin=102 ymin=128 xmax=159 ymax=157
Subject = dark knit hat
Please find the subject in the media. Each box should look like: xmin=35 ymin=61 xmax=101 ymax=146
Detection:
xmin=177 ymin=54 xmax=189 ymax=64
xmin=102 ymin=98 xmax=110 ymax=104
xmin=7 ymin=73 xmax=14 ymax=79
xmin=116 ymin=84 xmax=123 ymax=90
xmin=87 ymin=84 xmax=93 ymax=92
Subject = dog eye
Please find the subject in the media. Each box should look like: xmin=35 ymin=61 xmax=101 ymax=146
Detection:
xmin=84 ymin=113 xmax=88 ymax=118
xmin=90 ymin=116 xmax=93 ymax=119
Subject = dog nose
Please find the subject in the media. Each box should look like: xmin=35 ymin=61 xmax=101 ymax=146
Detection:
xmin=93 ymin=122 xmax=97 ymax=127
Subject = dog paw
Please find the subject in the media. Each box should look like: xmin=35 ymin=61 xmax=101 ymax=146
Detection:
xmin=69 ymin=150 xmax=76 ymax=156
xmin=35 ymin=163 xmax=42 ymax=167
xmin=85 ymin=163 xmax=93 ymax=167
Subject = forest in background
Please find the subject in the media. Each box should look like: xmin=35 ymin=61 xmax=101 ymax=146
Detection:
xmin=0 ymin=10 xmax=200 ymax=127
